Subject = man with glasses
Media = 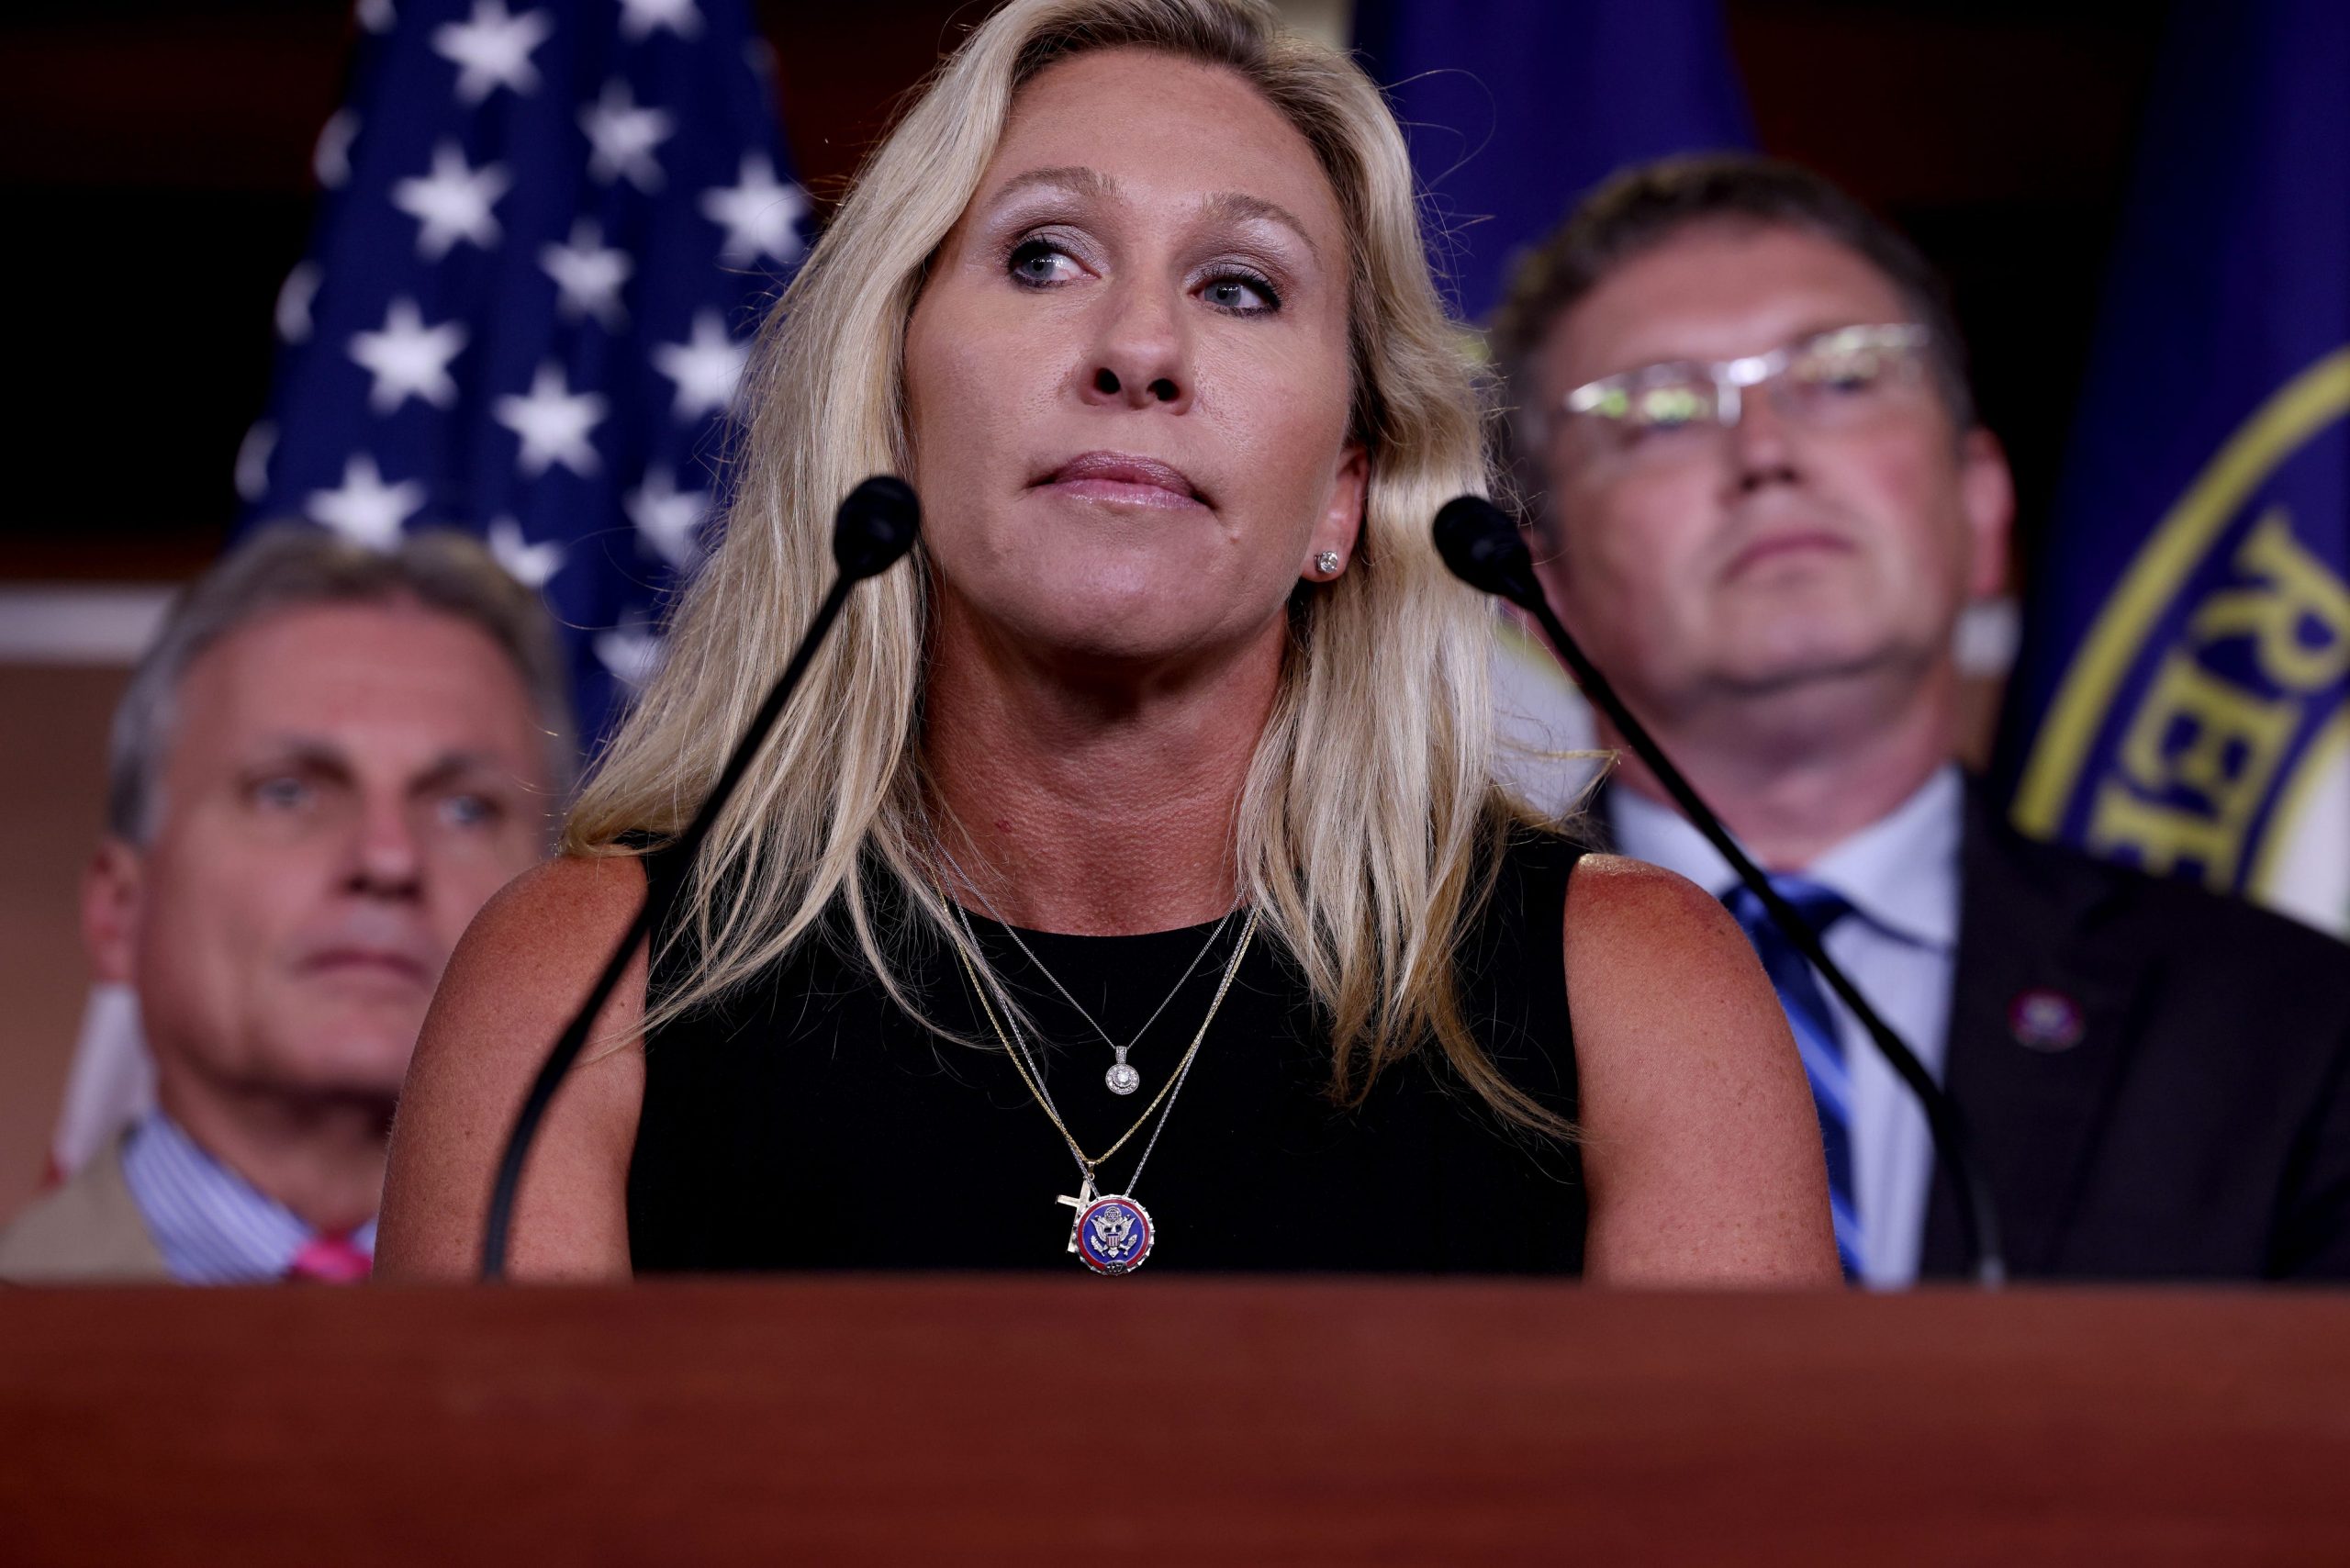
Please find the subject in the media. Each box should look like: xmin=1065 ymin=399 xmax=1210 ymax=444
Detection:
xmin=1493 ymin=153 xmax=2350 ymax=1283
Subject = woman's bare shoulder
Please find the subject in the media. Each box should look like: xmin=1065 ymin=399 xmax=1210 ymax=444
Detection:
xmin=1561 ymin=851 xmax=1751 ymax=978
xmin=1561 ymin=848 xmax=1784 ymax=1076
xmin=1559 ymin=850 xmax=1841 ymax=1285
xmin=418 ymin=848 xmax=655 ymax=1091
xmin=376 ymin=850 xmax=651 ymax=1281
xmin=452 ymin=851 xmax=649 ymax=985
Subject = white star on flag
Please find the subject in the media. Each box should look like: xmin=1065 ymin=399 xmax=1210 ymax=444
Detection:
xmin=348 ymin=297 xmax=468 ymax=413
xmin=699 ymin=153 xmax=807 ymax=266
xmin=242 ymin=0 xmax=805 ymax=745
xmin=313 ymin=109 xmax=359 ymax=189
xmin=595 ymin=623 xmax=666 ymax=689
xmin=541 ymin=219 xmax=632 ymax=329
xmin=431 ymin=0 xmax=553 ymax=105
xmin=495 ymin=362 xmax=609 ymax=476
xmin=626 ymin=465 xmax=712 ymax=568
xmin=487 ymin=517 xmax=567 ymax=588
xmin=620 ymin=0 xmax=701 ymax=41
xmin=275 ymin=262 xmax=321 ymax=343
xmin=307 ymin=454 xmax=426 ymax=549
xmin=581 ymin=80 xmax=675 ymax=193
xmin=235 ymin=422 xmax=276 ymax=504
xmin=391 ymin=141 xmax=511 ymax=261
xmin=650 ymin=309 xmax=747 ymax=421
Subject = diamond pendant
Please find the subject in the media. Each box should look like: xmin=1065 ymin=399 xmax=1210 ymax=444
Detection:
xmin=1105 ymin=1049 xmax=1141 ymax=1095
xmin=1070 ymin=1193 xmax=1155 ymax=1275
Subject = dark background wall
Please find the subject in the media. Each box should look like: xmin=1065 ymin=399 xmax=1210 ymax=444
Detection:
xmin=0 ymin=0 xmax=2161 ymax=582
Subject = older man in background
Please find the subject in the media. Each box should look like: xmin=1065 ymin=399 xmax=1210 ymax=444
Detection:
xmin=1494 ymin=154 xmax=2350 ymax=1283
xmin=0 ymin=530 xmax=567 ymax=1283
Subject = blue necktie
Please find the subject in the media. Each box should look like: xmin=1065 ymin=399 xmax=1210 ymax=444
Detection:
xmin=1722 ymin=879 xmax=1862 ymax=1279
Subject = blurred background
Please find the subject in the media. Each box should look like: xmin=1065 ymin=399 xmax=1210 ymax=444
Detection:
xmin=0 ymin=0 xmax=2332 ymax=1226
xmin=0 ymin=0 xmax=2155 ymax=579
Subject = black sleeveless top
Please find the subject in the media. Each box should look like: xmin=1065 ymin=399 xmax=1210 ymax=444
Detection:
xmin=627 ymin=829 xmax=1589 ymax=1274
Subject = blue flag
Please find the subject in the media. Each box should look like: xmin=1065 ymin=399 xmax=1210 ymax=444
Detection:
xmin=1350 ymin=0 xmax=1751 ymax=323
xmin=2006 ymin=0 xmax=2350 ymax=938
xmin=234 ymin=0 xmax=811 ymax=745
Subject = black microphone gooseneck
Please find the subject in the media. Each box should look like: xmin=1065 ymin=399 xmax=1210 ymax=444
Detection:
xmin=478 ymin=476 xmax=922 ymax=1281
xmin=1434 ymin=495 xmax=2007 ymax=1286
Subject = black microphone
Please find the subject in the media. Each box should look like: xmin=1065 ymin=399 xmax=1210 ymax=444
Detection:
xmin=1435 ymin=495 xmax=2007 ymax=1286
xmin=479 ymin=476 xmax=922 ymax=1281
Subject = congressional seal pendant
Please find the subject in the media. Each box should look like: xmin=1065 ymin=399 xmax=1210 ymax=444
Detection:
xmin=1072 ymin=1193 xmax=1156 ymax=1276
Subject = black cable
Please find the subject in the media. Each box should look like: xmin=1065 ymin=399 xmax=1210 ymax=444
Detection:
xmin=1435 ymin=494 xmax=2006 ymax=1286
xmin=478 ymin=476 xmax=921 ymax=1281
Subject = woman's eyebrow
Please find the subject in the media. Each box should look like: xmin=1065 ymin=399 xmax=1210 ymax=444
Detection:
xmin=982 ymin=166 xmax=1322 ymax=264
xmin=1196 ymin=191 xmax=1322 ymax=264
xmin=985 ymin=164 xmax=1113 ymax=207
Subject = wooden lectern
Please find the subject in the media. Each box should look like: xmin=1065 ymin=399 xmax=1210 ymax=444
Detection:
xmin=4 ymin=1282 xmax=2347 ymax=1564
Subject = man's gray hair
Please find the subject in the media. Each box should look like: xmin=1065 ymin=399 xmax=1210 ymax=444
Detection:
xmin=106 ymin=526 xmax=576 ymax=843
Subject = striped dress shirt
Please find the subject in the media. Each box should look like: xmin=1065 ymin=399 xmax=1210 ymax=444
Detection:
xmin=118 ymin=1110 xmax=377 ymax=1285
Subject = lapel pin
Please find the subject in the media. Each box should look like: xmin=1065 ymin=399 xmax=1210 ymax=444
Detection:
xmin=2009 ymin=987 xmax=2086 ymax=1053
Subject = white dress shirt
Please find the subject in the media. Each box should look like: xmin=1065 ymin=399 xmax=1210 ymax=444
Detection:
xmin=1606 ymin=767 xmax=1963 ymax=1287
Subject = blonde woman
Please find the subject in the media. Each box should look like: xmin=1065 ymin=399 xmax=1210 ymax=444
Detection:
xmin=378 ymin=0 xmax=1837 ymax=1284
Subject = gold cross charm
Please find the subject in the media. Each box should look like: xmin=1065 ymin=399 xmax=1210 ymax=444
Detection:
xmin=1054 ymin=1170 xmax=1098 ymax=1253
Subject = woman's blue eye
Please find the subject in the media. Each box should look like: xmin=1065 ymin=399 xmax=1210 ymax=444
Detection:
xmin=1008 ymin=239 xmax=1079 ymax=287
xmin=1203 ymin=271 xmax=1280 ymax=314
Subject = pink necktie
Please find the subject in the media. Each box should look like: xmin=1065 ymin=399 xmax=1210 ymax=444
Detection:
xmin=285 ymin=1233 xmax=373 ymax=1283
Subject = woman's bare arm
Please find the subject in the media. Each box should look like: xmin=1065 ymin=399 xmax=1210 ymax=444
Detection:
xmin=1564 ymin=853 xmax=1841 ymax=1287
xmin=375 ymin=855 xmax=649 ymax=1282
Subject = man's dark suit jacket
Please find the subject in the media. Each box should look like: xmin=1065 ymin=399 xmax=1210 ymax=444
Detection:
xmin=1592 ymin=782 xmax=2350 ymax=1282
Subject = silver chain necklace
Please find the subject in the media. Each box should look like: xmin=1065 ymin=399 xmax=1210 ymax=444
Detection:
xmin=937 ymin=841 xmax=1235 ymax=1095
xmin=943 ymin=890 xmax=1259 ymax=1276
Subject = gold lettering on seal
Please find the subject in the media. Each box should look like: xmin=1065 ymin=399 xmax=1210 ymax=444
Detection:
xmin=2090 ymin=655 xmax=2296 ymax=879
xmin=2087 ymin=507 xmax=2350 ymax=884
xmin=2188 ymin=507 xmax=2350 ymax=692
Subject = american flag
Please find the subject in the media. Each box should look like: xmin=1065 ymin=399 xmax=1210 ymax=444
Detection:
xmin=234 ymin=0 xmax=811 ymax=744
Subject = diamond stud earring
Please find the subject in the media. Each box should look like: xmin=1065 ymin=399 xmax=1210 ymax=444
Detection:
xmin=1315 ymin=550 xmax=1342 ymax=576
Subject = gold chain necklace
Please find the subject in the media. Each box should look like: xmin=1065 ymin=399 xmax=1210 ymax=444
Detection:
xmin=940 ymin=896 xmax=1260 ymax=1275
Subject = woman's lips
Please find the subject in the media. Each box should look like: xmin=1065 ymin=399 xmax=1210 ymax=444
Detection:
xmin=1037 ymin=452 xmax=1208 ymax=510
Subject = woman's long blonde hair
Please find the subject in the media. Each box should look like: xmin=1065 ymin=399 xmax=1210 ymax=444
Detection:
xmin=567 ymin=0 xmax=1566 ymax=1135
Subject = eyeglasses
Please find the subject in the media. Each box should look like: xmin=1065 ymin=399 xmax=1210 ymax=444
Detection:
xmin=1558 ymin=323 xmax=1933 ymax=450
